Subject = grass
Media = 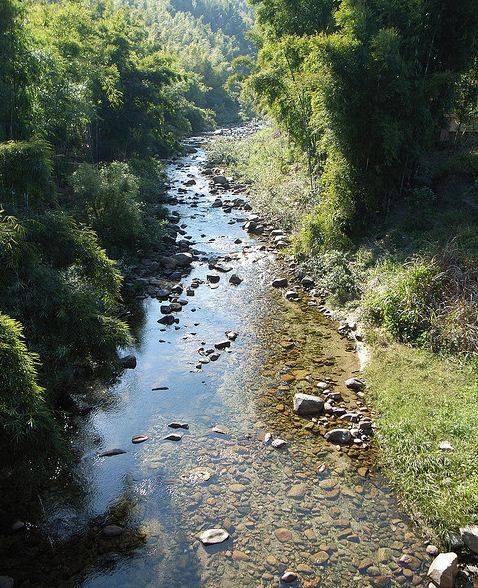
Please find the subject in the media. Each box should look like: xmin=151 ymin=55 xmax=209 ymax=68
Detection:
xmin=366 ymin=343 xmax=478 ymax=543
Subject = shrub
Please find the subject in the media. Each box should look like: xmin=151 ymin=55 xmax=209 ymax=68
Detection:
xmin=70 ymin=161 xmax=160 ymax=254
xmin=0 ymin=313 xmax=54 ymax=450
xmin=0 ymin=211 xmax=131 ymax=387
xmin=364 ymin=259 xmax=442 ymax=346
xmin=0 ymin=139 xmax=54 ymax=206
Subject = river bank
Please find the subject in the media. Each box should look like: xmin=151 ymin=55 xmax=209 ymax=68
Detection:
xmin=206 ymin=126 xmax=478 ymax=584
xmin=0 ymin=128 xmax=461 ymax=587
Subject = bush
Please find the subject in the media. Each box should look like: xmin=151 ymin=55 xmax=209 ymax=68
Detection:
xmin=70 ymin=161 xmax=161 ymax=254
xmin=364 ymin=259 xmax=442 ymax=346
xmin=129 ymin=156 xmax=168 ymax=204
xmin=0 ymin=211 xmax=131 ymax=387
xmin=0 ymin=313 xmax=54 ymax=450
xmin=0 ymin=139 xmax=54 ymax=206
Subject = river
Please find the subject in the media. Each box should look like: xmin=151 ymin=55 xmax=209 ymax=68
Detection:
xmin=0 ymin=132 xmax=430 ymax=587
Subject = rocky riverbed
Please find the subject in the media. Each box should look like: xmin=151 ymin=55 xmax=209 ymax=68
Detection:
xmin=0 ymin=129 xmax=443 ymax=587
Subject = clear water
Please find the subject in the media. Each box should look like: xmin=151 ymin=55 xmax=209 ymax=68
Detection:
xmin=0 ymin=138 xmax=429 ymax=587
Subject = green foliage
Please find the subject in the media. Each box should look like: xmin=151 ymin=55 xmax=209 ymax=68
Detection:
xmin=0 ymin=139 xmax=53 ymax=206
xmin=0 ymin=312 xmax=54 ymax=450
xmin=0 ymin=0 xmax=34 ymax=141
xmin=364 ymin=259 xmax=442 ymax=345
xmin=207 ymin=128 xmax=312 ymax=230
xmin=0 ymin=210 xmax=131 ymax=387
xmin=249 ymin=0 xmax=478 ymax=245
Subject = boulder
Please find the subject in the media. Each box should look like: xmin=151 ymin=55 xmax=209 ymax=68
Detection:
xmin=119 ymin=354 xmax=136 ymax=369
xmin=324 ymin=429 xmax=352 ymax=445
xmin=345 ymin=377 xmax=365 ymax=391
xmin=173 ymin=252 xmax=194 ymax=267
xmin=293 ymin=393 xmax=324 ymax=416
xmin=460 ymin=526 xmax=478 ymax=554
xmin=427 ymin=553 xmax=458 ymax=588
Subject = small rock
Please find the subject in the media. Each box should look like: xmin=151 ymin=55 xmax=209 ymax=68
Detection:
xmin=345 ymin=377 xmax=365 ymax=391
xmin=215 ymin=340 xmax=231 ymax=350
xmin=460 ymin=526 xmax=478 ymax=554
xmin=427 ymin=552 xmax=458 ymax=588
xmin=99 ymin=448 xmax=127 ymax=457
xmin=272 ymin=278 xmax=288 ymax=288
xmin=132 ymin=435 xmax=149 ymax=444
xmin=426 ymin=545 xmax=440 ymax=556
xmin=164 ymin=434 xmax=182 ymax=441
xmin=281 ymin=571 xmax=297 ymax=583
xmin=199 ymin=528 xmax=229 ymax=545
xmin=271 ymin=438 xmax=288 ymax=449
xmin=229 ymin=274 xmax=243 ymax=285
xmin=225 ymin=331 xmax=238 ymax=341
xmin=168 ymin=422 xmax=189 ymax=430
xmin=102 ymin=524 xmax=123 ymax=538
xmin=439 ymin=441 xmax=454 ymax=452
xmin=212 ymin=426 xmax=227 ymax=435
xmin=120 ymin=355 xmax=136 ymax=369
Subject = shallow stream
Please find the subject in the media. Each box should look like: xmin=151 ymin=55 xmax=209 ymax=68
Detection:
xmin=1 ymin=134 xmax=430 ymax=587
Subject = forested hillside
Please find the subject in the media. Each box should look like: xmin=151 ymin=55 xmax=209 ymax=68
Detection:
xmin=0 ymin=0 xmax=251 ymax=454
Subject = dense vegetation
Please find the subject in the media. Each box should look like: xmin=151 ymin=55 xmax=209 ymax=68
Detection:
xmin=0 ymin=0 xmax=251 ymax=454
xmin=208 ymin=0 xmax=478 ymax=541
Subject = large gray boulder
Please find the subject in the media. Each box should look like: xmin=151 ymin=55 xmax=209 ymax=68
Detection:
xmin=324 ymin=429 xmax=352 ymax=445
xmin=293 ymin=393 xmax=324 ymax=416
xmin=460 ymin=526 xmax=478 ymax=554
xmin=427 ymin=552 xmax=458 ymax=588
xmin=173 ymin=252 xmax=194 ymax=267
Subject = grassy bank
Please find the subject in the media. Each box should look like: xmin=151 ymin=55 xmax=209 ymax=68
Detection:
xmin=208 ymin=127 xmax=478 ymax=543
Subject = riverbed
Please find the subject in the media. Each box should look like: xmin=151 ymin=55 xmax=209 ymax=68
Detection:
xmin=0 ymin=133 xmax=430 ymax=587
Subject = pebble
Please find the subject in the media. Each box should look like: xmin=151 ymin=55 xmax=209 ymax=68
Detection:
xmin=99 ymin=448 xmax=127 ymax=457
xmin=281 ymin=571 xmax=298 ymax=583
xmin=132 ymin=435 xmax=149 ymax=444
xmin=198 ymin=528 xmax=230 ymax=545
xmin=163 ymin=433 xmax=183 ymax=441
xmin=102 ymin=524 xmax=123 ymax=538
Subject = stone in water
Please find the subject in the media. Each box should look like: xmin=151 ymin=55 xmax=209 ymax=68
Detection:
xmin=199 ymin=528 xmax=229 ymax=545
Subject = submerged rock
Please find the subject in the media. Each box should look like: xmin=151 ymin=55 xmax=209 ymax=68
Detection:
xmin=293 ymin=393 xmax=324 ymax=416
xmin=99 ymin=448 xmax=127 ymax=457
xmin=102 ymin=524 xmax=123 ymax=538
xmin=427 ymin=552 xmax=458 ymax=588
xmin=198 ymin=528 xmax=229 ymax=545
